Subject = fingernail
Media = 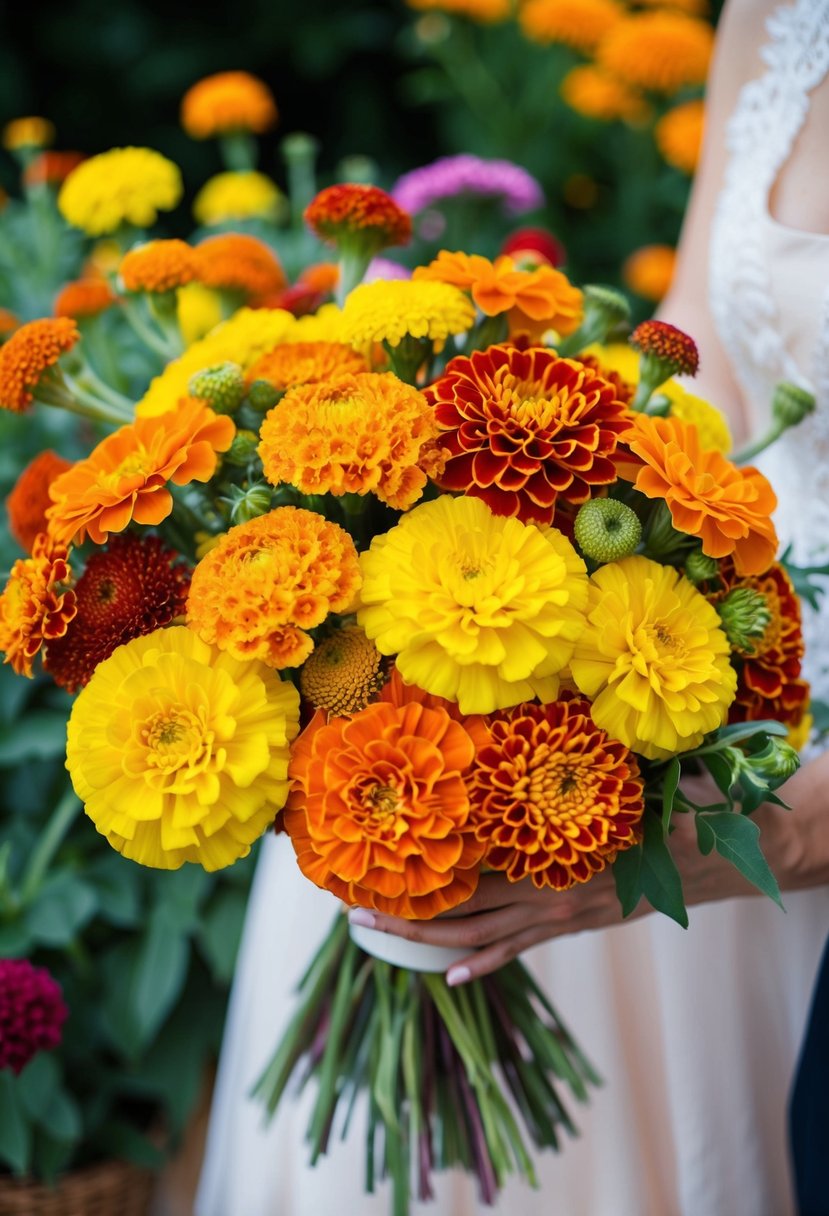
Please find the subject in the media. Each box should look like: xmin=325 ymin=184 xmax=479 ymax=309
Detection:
xmin=446 ymin=965 xmax=471 ymax=987
xmin=348 ymin=907 xmax=376 ymax=929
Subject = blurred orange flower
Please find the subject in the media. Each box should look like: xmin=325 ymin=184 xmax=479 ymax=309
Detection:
xmin=181 ymin=71 xmax=277 ymax=139
xmin=0 ymin=535 xmax=76 ymax=677
xmin=6 ymin=450 xmax=72 ymax=552
xmin=0 ymin=318 xmax=79 ymax=413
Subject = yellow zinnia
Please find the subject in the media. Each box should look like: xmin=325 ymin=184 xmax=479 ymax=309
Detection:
xmin=66 ymin=626 xmax=300 ymax=871
xmin=340 ymin=280 xmax=475 ymax=349
xmin=193 ymin=171 xmax=284 ymax=225
xmin=357 ymin=494 xmax=589 ymax=714
xmin=58 ymin=147 xmax=183 ymax=237
xmin=570 ymin=556 xmax=736 ymax=760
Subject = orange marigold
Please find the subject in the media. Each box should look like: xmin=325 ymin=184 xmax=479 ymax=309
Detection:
xmin=6 ymin=450 xmax=72 ymax=552
xmin=246 ymin=341 xmax=368 ymax=391
xmin=300 ymin=262 xmax=340 ymax=294
xmin=54 ymin=279 xmax=115 ymax=320
xmin=407 ymin=0 xmax=511 ymax=20
xmin=23 ymin=151 xmax=85 ymax=188
xmin=469 ymin=699 xmax=644 ymax=890
xmin=560 ymin=66 xmax=648 ymax=123
xmin=299 ymin=625 xmax=385 ymax=715
xmin=0 ymin=309 xmax=19 ymax=338
xmin=305 ymin=185 xmax=412 ymax=252
xmin=186 ymin=508 xmax=361 ymax=668
xmin=656 ymin=98 xmax=705 ymax=174
xmin=258 ymin=371 xmax=445 ymax=511
xmin=414 ymin=250 xmax=584 ymax=336
xmin=622 ymin=244 xmax=676 ymax=301
xmin=426 ymin=344 xmax=631 ymax=524
xmin=0 ymin=534 xmax=77 ymax=677
xmin=120 ymin=239 xmax=197 ymax=294
xmin=193 ymin=233 xmax=286 ymax=303
xmin=46 ymin=398 xmax=235 ymax=546
xmin=703 ymin=558 xmax=809 ymax=729
xmin=597 ymin=11 xmax=714 ymax=95
xmin=0 ymin=318 xmax=79 ymax=414
xmin=519 ymin=0 xmax=624 ymax=52
xmin=622 ymin=413 xmax=778 ymax=575
xmin=181 ymin=71 xmax=278 ymax=139
xmin=284 ymin=700 xmax=485 ymax=918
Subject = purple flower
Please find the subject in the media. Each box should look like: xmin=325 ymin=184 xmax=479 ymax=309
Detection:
xmin=392 ymin=154 xmax=544 ymax=217
xmin=0 ymin=958 xmax=68 ymax=1074
xmin=364 ymin=257 xmax=412 ymax=283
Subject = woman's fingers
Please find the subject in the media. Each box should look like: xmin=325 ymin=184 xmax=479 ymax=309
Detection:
xmin=445 ymin=923 xmax=557 ymax=985
xmin=352 ymin=900 xmax=542 ymax=949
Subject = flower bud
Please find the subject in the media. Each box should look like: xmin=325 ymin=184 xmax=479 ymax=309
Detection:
xmin=574 ymin=498 xmax=642 ymax=563
xmin=582 ymin=284 xmax=630 ymax=332
xmin=746 ymin=737 xmax=800 ymax=787
xmin=772 ymin=381 xmax=815 ymax=430
xmin=716 ymin=587 xmax=771 ymax=651
xmin=223 ymin=482 xmax=273 ymax=524
xmin=223 ymin=429 xmax=260 ymax=467
xmin=684 ymin=549 xmax=720 ymax=585
xmin=246 ymin=378 xmax=281 ymax=413
xmin=189 ymin=362 xmax=245 ymax=414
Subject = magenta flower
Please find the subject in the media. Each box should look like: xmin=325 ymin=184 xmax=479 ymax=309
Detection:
xmin=391 ymin=154 xmax=544 ymax=217
xmin=0 ymin=958 xmax=68 ymax=1074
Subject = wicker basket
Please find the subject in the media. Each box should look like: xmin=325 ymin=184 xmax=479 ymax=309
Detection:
xmin=0 ymin=1160 xmax=155 ymax=1216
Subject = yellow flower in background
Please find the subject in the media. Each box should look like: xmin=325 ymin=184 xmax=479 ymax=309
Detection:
xmin=136 ymin=307 xmax=295 ymax=416
xmin=561 ymin=66 xmax=648 ymax=123
xmin=622 ymin=244 xmax=676 ymax=301
xmin=177 ymin=283 xmax=224 ymax=346
xmin=570 ymin=556 xmax=736 ymax=760
xmin=288 ymin=303 xmax=353 ymax=344
xmin=58 ymin=147 xmax=183 ymax=236
xmin=66 ymin=626 xmax=300 ymax=871
xmin=340 ymin=280 xmax=475 ymax=349
xmin=3 ymin=117 xmax=55 ymax=151
xmin=597 ymin=11 xmax=714 ymax=95
xmin=181 ymin=71 xmax=278 ymax=139
xmin=655 ymin=98 xmax=705 ymax=174
xmin=519 ymin=0 xmax=624 ymax=52
xmin=193 ymin=171 xmax=284 ymax=225
xmin=358 ymin=495 xmax=589 ymax=714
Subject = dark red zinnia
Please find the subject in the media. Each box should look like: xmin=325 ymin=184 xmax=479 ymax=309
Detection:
xmin=0 ymin=958 xmax=68 ymax=1074
xmin=630 ymin=319 xmax=699 ymax=378
xmin=425 ymin=343 xmax=632 ymax=525
xmin=44 ymin=532 xmax=191 ymax=691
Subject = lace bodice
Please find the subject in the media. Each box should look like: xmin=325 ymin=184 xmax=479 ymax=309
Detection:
xmin=709 ymin=0 xmax=829 ymax=704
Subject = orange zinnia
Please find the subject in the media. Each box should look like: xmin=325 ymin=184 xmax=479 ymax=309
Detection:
xmin=414 ymin=250 xmax=584 ymax=337
xmin=469 ymin=698 xmax=644 ymax=890
xmin=426 ymin=343 xmax=631 ymax=524
xmin=6 ymin=450 xmax=72 ymax=552
xmin=622 ymin=414 xmax=778 ymax=575
xmin=0 ymin=534 xmax=77 ymax=677
xmin=181 ymin=71 xmax=278 ymax=139
xmin=305 ymin=184 xmax=412 ymax=252
xmin=247 ymin=341 xmax=368 ymax=390
xmin=120 ymin=239 xmax=197 ymax=294
xmin=284 ymin=699 xmax=485 ymax=918
xmin=54 ymin=279 xmax=115 ymax=320
xmin=193 ymin=233 xmax=286 ymax=304
xmin=46 ymin=398 xmax=235 ymax=545
xmin=0 ymin=318 xmax=79 ymax=413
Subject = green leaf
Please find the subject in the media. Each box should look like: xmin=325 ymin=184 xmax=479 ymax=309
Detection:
xmin=17 ymin=1053 xmax=59 ymax=1122
xmin=612 ymin=842 xmax=643 ymax=918
xmin=696 ymin=812 xmax=783 ymax=907
xmin=641 ymin=814 xmax=688 ymax=928
xmin=26 ymin=872 xmax=97 ymax=946
xmin=130 ymin=904 xmax=190 ymax=1048
xmin=37 ymin=1089 xmax=82 ymax=1143
xmin=156 ymin=866 xmax=211 ymax=934
xmin=705 ymin=751 xmax=738 ymax=797
xmin=0 ymin=1071 xmax=32 ymax=1175
xmin=30 ymin=1127 xmax=74 ymax=1185
xmin=0 ymin=918 xmax=32 ymax=956
xmin=86 ymin=855 xmax=141 ymax=927
xmin=0 ymin=710 xmax=68 ymax=767
xmin=661 ymin=758 xmax=681 ymax=832
xmin=96 ymin=1120 xmax=165 ymax=1170
xmin=197 ymin=887 xmax=248 ymax=985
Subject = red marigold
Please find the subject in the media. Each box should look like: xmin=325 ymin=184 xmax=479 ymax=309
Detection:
xmin=193 ymin=233 xmax=286 ymax=304
xmin=630 ymin=318 xmax=699 ymax=377
xmin=0 ymin=534 xmax=77 ymax=677
xmin=0 ymin=318 xmax=79 ymax=413
xmin=23 ymin=151 xmax=85 ymax=188
xmin=44 ymin=533 xmax=191 ymax=692
xmin=500 ymin=226 xmax=566 ymax=269
xmin=468 ymin=698 xmax=644 ymax=890
xmin=304 ymin=185 xmax=412 ymax=252
xmin=54 ymin=278 xmax=115 ymax=320
xmin=575 ymin=352 xmax=635 ymax=404
xmin=6 ymin=449 xmax=72 ymax=552
xmin=284 ymin=700 xmax=485 ymax=918
xmin=426 ymin=343 xmax=631 ymax=524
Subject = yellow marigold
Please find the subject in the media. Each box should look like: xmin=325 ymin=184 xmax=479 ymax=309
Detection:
xmin=136 ymin=308 xmax=295 ymax=417
xmin=47 ymin=399 xmax=235 ymax=546
xmin=561 ymin=66 xmax=648 ymax=123
xmin=193 ymin=233 xmax=286 ymax=303
xmin=66 ymin=626 xmax=299 ymax=870
xmin=177 ymin=283 xmax=224 ymax=346
xmin=181 ymin=71 xmax=278 ymax=140
xmin=597 ymin=12 xmax=714 ymax=95
xmin=3 ymin=117 xmax=55 ymax=151
xmin=340 ymin=280 xmax=475 ymax=349
xmin=193 ymin=171 xmax=283 ymax=225
xmin=655 ymin=98 xmax=705 ymax=174
xmin=0 ymin=318 xmax=79 ymax=414
xmin=258 ymin=371 xmax=445 ymax=510
xmin=120 ymin=239 xmax=197 ymax=294
xmin=358 ymin=494 xmax=589 ymax=714
xmin=186 ymin=508 xmax=361 ymax=668
xmin=54 ymin=279 xmax=115 ymax=320
xmin=58 ymin=147 xmax=182 ymax=237
xmin=247 ymin=341 xmax=368 ymax=390
xmin=407 ymin=0 xmax=511 ymax=21
xmin=299 ymin=626 xmax=385 ymax=714
xmin=287 ymin=303 xmax=352 ymax=344
xmin=571 ymin=557 xmax=736 ymax=759
xmin=414 ymin=250 xmax=583 ymax=336
xmin=0 ymin=535 xmax=76 ymax=677
xmin=519 ymin=0 xmax=624 ymax=52
xmin=622 ymin=244 xmax=676 ymax=301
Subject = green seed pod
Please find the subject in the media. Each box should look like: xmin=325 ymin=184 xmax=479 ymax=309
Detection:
xmin=716 ymin=587 xmax=772 ymax=651
xmin=189 ymin=362 xmax=245 ymax=414
xmin=226 ymin=483 xmax=273 ymax=525
xmin=684 ymin=549 xmax=720 ymax=585
xmin=246 ymin=379 xmax=281 ymax=413
xmin=223 ymin=429 xmax=260 ymax=467
xmin=772 ymin=381 xmax=816 ymax=430
xmin=747 ymin=737 xmax=800 ymax=786
xmin=574 ymin=498 xmax=642 ymax=564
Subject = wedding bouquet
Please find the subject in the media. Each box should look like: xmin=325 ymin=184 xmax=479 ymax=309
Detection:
xmin=0 ymin=75 xmax=816 ymax=1214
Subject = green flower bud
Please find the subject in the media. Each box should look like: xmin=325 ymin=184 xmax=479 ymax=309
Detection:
xmin=716 ymin=587 xmax=771 ymax=651
xmin=746 ymin=737 xmax=800 ymax=787
xmin=574 ymin=498 xmax=642 ymax=563
xmin=189 ymin=362 xmax=245 ymax=415
xmin=222 ymin=482 xmax=273 ymax=525
xmin=772 ymin=381 xmax=815 ymax=430
xmin=246 ymin=379 xmax=281 ymax=413
xmin=223 ymin=429 xmax=260 ymax=467
xmin=582 ymin=284 xmax=631 ymax=331
xmin=684 ymin=549 xmax=720 ymax=585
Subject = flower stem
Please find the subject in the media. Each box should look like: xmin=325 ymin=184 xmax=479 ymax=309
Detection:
xmin=19 ymin=788 xmax=81 ymax=905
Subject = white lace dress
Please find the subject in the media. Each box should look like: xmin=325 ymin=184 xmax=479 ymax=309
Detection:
xmin=196 ymin=5 xmax=829 ymax=1213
